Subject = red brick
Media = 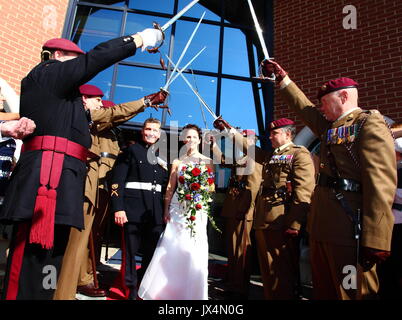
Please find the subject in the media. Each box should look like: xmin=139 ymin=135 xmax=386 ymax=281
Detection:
xmin=0 ymin=1 xmax=69 ymax=94
xmin=274 ymin=0 xmax=402 ymax=123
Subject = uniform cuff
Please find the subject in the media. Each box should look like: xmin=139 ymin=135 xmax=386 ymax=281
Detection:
xmin=279 ymin=76 xmax=292 ymax=89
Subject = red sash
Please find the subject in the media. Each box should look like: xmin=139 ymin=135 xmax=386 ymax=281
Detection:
xmin=22 ymin=136 xmax=88 ymax=249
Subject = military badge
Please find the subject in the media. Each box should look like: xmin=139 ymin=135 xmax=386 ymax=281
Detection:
xmin=111 ymin=184 xmax=119 ymax=197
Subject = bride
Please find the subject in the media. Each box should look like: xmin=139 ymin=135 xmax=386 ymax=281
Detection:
xmin=138 ymin=124 xmax=215 ymax=300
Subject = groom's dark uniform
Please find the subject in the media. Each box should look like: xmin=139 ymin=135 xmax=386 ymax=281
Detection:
xmin=110 ymin=140 xmax=168 ymax=298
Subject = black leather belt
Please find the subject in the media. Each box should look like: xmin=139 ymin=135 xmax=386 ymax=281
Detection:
xmin=100 ymin=152 xmax=117 ymax=160
xmin=317 ymin=172 xmax=361 ymax=192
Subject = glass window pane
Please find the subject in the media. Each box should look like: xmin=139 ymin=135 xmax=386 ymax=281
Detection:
xmin=128 ymin=0 xmax=174 ymax=13
xmin=84 ymin=66 xmax=115 ymax=100
xmin=178 ymin=0 xmax=221 ymax=21
xmin=220 ymin=79 xmax=258 ymax=133
xmin=71 ymin=7 xmax=123 ymax=52
xmin=165 ymin=73 xmax=217 ymax=129
xmin=124 ymin=13 xmax=172 ymax=65
xmin=113 ymin=65 xmax=167 ymax=124
xmin=80 ymin=0 xmax=126 ymax=6
xmin=222 ymin=27 xmax=250 ymax=77
xmin=173 ymin=20 xmax=219 ymax=73
xmin=253 ymin=44 xmax=260 ymax=76
xmin=258 ymin=88 xmax=265 ymax=130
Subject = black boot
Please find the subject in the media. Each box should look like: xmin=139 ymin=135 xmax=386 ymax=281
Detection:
xmin=128 ymin=287 xmax=137 ymax=300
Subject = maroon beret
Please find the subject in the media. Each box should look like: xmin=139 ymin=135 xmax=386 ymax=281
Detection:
xmin=242 ymin=129 xmax=257 ymax=136
xmin=317 ymin=77 xmax=359 ymax=100
xmin=269 ymin=118 xmax=295 ymax=130
xmin=42 ymin=38 xmax=84 ymax=55
xmin=102 ymin=100 xmax=116 ymax=108
xmin=79 ymin=84 xmax=104 ymax=97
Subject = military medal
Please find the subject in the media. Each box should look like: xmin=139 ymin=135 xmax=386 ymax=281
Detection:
xmin=337 ymin=127 xmax=343 ymax=144
xmin=269 ymin=154 xmax=293 ymax=165
xmin=345 ymin=126 xmax=351 ymax=143
xmin=332 ymin=128 xmax=338 ymax=144
xmin=349 ymin=124 xmax=356 ymax=142
xmin=327 ymin=129 xmax=332 ymax=145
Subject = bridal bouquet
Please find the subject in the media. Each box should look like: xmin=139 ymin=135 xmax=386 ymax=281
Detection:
xmin=177 ymin=161 xmax=221 ymax=237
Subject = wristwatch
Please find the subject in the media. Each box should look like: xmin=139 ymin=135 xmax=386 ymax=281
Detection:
xmin=144 ymin=98 xmax=151 ymax=107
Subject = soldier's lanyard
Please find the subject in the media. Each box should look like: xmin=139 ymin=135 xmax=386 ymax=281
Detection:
xmin=325 ymin=113 xmax=372 ymax=240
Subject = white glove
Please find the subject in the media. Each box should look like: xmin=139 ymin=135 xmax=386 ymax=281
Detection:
xmin=137 ymin=28 xmax=163 ymax=52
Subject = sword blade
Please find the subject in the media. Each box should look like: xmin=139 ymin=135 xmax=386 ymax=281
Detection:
xmin=161 ymin=0 xmax=201 ymax=32
xmin=164 ymin=46 xmax=206 ymax=89
xmin=163 ymin=12 xmax=206 ymax=91
xmin=247 ymin=0 xmax=270 ymax=60
xmin=166 ymin=55 xmax=218 ymax=120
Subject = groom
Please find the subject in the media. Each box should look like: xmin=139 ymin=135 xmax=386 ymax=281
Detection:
xmin=110 ymin=118 xmax=168 ymax=299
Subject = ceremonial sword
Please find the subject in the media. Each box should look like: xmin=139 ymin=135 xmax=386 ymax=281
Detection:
xmin=165 ymin=55 xmax=218 ymax=120
xmin=156 ymin=47 xmax=206 ymax=115
xmin=149 ymin=0 xmax=201 ymax=52
xmin=160 ymin=0 xmax=201 ymax=32
xmin=161 ymin=46 xmax=206 ymax=92
xmin=246 ymin=0 xmax=275 ymax=81
xmin=163 ymin=11 xmax=206 ymax=90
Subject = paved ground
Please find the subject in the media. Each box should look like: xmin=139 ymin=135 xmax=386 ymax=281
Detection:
xmin=76 ymin=247 xmax=265 ymax=300
xmin=1 ymin=242 xmax=310 ymax=300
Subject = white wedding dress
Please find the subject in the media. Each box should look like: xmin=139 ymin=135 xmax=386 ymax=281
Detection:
xmin=138 ymin=164 xmax=209 ymax=300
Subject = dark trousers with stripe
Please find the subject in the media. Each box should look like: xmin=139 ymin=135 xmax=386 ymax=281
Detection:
xmin=1 ymin=222 xmax=70 ymax=300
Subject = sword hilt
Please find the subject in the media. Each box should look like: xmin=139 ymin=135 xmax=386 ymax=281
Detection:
xmin=258 ymin=59 xmax=276 ymax=82
xmin=146 ymin=22 xmax=165 ymax=54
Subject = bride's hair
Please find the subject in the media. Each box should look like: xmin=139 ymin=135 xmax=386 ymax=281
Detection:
xmin=182 ymin=124 xmax=202 ymax=139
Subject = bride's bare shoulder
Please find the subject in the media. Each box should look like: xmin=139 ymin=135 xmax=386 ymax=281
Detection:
xmin=172 ymin=159 xmax=182 ymax=168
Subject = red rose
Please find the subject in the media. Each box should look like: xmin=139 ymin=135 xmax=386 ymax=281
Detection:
xmin=207 ymin=166 xmax=212 ymax=173
xmin=179 ymin=176 xmax=185 ymax=184
xmin=191 ymin=167 xmax=201 ymax=176
xmin=195 ymin=203 xmax=202 ymax=210
xmin=190 ymin=215 xmax=196 ymax=221
xmin=190 ymin=183 xmax=201 ymax=191
xmin=207 ymin=178 xmax=214 ymax=185
xmin=185 ymin=194 xmax=192 ymax=200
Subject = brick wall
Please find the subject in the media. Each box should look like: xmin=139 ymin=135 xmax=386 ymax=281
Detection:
xmin=273 ymin=0 xmax=402 ymax=129
xmin=0 ymin=1 xmax=69 ymax=95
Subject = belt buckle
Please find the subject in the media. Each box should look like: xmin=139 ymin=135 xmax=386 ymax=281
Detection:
xmin=335 ymin=192 xmax=343 ymax=200
xmin=150 ymin=184 xmax=156 ymax=191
